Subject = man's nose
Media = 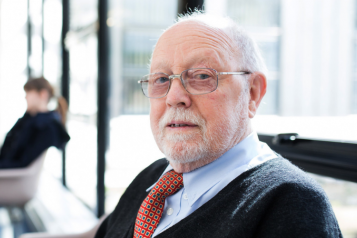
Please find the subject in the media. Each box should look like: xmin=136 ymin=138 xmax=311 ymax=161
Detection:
xmin=165 ymin=77 xmax=192 ymax=108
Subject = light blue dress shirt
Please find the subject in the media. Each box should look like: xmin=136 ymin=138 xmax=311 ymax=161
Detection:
xmin=148 ymin=132 xmax=277 ymax=237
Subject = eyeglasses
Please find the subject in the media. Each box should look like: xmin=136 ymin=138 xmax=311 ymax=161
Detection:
xmin=138 ymin=68 xmax=251 ymax=99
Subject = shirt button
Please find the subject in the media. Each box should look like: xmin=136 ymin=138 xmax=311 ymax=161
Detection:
xmin=183 ymin=194 xmax=188 ymax=200
xmin=167 ymin=208 xmax=174 ymax=215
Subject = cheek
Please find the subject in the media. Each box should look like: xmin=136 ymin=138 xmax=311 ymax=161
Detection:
xmin=205 ymin=92 xmax=229 ymax=111
xmin=201 ymin=91 xmax=239 ymax=128
xmin=149 ymin=101 xmax=165 ymax=132
xmin=198 ymin=95 xmax=229 ymax=125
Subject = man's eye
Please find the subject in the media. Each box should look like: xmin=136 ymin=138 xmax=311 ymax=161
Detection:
xmin=192 ymin=73 xmax=212 ymax=80
xmin=154 ymin=77 xmax=169 ymax=84
xmin=197 ymin=74 xmax=210 ymax=80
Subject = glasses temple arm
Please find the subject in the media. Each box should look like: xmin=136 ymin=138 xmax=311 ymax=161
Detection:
xmin=218 ymin=72 xmax=251 ymax=75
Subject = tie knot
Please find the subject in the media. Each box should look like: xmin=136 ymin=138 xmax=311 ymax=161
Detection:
xmin=150 ymin=170 xmax=183 ymax=200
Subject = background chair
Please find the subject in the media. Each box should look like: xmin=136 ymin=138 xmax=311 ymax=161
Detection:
xmin=0 ymin=152 xmax=47 ymax=206
xmin=19 ymin=214 xmax=108 ymax=238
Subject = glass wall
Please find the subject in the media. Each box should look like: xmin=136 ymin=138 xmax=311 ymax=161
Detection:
xmin=252 ymin=0 xmax=356 ymax=143
xmin=64 ymin=0 xmax=98 ymax=210
xmin=353 ymin=7 xmax=357 ymax=114
xmin=0 ymin=0 xmax=65 ymax=182
xmin=28 ymin=0 xmax=43 ymax=78
xmin=105 ymin=0 xmax=178 ymax=212
xmin=205 ymin=0 xmax=281 ymax=114
xmin=226 ymin=0 xmax=280 ymax=115
xmin=42 ymin=0 xmax=64 ymax=179
xmin=43 ymin=0 xmax=62 ymax=88
xmin=0 ymin=0 xmax=28 ymax=143
xmin=209 ymin=0 xmax=357 ymax=142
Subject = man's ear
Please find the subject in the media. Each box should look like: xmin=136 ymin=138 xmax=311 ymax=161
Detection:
xmin=248 ymin=72 xmax=267 ymax=118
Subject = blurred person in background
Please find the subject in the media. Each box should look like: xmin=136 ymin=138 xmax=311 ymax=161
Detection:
xmin=0 ymin=77 xmax=70 ymax=168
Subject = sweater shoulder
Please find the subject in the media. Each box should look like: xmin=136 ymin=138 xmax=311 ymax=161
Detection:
xmin=232 ymin=157 xmax=336 ymax=226
xmin=244 ymin=158 xmax=342 ymax=237
xmin=243 ymin=157 xmax=324 ymax=191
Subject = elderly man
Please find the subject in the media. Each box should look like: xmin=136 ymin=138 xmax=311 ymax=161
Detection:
xmin=95 ymin=13 xmax=342 ymax=238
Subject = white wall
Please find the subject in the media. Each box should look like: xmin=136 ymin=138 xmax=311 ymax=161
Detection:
xmin=280 ymin=0 xmax=355 ymax=116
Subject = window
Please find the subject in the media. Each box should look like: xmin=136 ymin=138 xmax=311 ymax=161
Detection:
xmin=353 ymin=8 xmax=357 ymax=113
xmin=42 ymin=0 xmax=65 ymax=179
xmin=105 ymin=0 xmax=178 ymax=212
xmin=205 ymin=0 xmax=357 ymax=141
xmin=206 ymin=0 xmax=281 ymax=114
xmin=64 ymin=0 xmax=99 ymax=209
xmin=0 ymin=0 xmax=28 ymax=143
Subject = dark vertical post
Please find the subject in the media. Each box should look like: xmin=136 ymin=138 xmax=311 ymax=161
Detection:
xmin=61 ymin=0 xmax=70 ymax=187
xmin=97 ymin=0 xmax=109 ymax=217
xmin=41 ymin=0 xmax=45 ymax=75
xmin=177 ymin=0 xmax=204 ymax=15
xmin=27 ymin=0 xmax=32 ymax=80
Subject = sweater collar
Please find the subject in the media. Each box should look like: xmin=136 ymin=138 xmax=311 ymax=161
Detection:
xmin=147 ymin=132 xmax=264 ymax=207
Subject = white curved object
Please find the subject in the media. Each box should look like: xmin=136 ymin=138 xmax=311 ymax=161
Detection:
xmin=0 ymin=152 xmax=47 ymax=206
xmin=19 ymin=214 xmax=108 ymax=238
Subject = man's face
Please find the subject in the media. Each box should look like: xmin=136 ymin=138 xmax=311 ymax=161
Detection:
xmin=149 ymin=22 xmax=250 ymax=170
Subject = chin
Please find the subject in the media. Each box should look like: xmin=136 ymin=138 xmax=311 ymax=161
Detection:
xmin=162 ymin=139 xmax=209 ymax=165
xmin=156 ymin=128 xmax=204 ymax=161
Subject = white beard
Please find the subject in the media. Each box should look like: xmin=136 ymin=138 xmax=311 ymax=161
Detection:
xmin=155 ymin=90 xmax=249 ymax=166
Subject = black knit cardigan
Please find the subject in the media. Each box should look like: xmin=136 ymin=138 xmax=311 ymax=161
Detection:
xmin=95 ymin=157 xmax=343 ymax=238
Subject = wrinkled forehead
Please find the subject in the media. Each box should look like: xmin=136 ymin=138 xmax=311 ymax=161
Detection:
xmin=151 ymin=21 xmax=238 ymax=71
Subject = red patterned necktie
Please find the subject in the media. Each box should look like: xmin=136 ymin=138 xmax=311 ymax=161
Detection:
xmin=134 ymin=170 xmax=183 ymax=238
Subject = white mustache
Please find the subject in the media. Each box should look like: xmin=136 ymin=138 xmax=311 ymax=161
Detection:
xmin=159 ymin=108 xmax=206 ymax=131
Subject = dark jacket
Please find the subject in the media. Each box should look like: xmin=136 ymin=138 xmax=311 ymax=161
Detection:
xmin=95 ymin=157 xmax=342 ymax=238
xmin=0 ymin=111 xmax=70 ymax=168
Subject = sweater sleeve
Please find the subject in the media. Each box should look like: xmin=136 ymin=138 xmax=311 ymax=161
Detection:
xmin=255 ymin=181 xmax=343 ymax=238
xmin=0 ymin=126 xmax=54 ymax=168
xmin=0 ymin=117 xmax=26 ymax=162
xmin=94 ymin=214 xmax=111 ymax=238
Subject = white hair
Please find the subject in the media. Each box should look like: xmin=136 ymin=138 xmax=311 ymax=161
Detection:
xmin=150 ymin=11 xmax=268 ymax=76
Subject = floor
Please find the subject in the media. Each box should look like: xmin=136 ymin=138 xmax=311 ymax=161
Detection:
xmin=0 ymin=207 xmax=32 ymax=238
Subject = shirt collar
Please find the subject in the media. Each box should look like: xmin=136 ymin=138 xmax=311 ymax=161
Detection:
xmin=146 ymin=132 xmax=264 ymax=207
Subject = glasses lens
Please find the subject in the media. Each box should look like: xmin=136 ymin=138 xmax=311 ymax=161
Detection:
xmin=141 ymin=73 xmax=170 ymax=98
xmin=182 ymin=68 xmax=218 ymax=95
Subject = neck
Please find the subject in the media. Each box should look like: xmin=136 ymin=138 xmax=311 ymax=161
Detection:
xmin=27 ymin=105 xmax=49 ymax=116
xmin=170 ymin=124 xmax=253 ymax=173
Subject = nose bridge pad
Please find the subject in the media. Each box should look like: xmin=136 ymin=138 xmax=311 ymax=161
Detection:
xmin=168 ymin=74 xmax=181 ymax=80
xmin=168 ymin=74 xmax=185 ymax=92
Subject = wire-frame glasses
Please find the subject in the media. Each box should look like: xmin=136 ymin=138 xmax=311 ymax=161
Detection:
xmin=138 ymin=68 xmax=251 ymax=99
